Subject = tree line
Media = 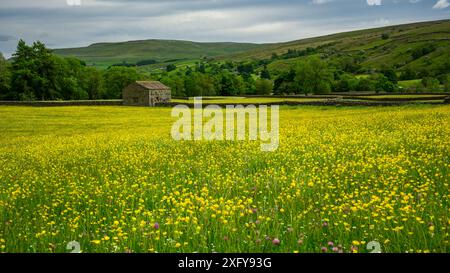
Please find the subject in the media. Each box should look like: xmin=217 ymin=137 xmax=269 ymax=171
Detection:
xmin=0 ymin=41 xmax=274 ymax=100
xmin=0 ymin=40 xmax=143 ymax=101
xmin=1 ymin=40 xmax=449 ymax=101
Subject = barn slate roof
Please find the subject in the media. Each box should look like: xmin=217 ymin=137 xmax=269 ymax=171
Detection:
xmin=135 ymin=81 xmax=170 ymax=90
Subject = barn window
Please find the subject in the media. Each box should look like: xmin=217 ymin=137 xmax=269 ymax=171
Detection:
xmin=132 ymin=97 xmax=139 ymax=103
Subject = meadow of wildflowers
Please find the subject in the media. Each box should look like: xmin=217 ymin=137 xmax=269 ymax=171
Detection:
xmin=0 ymin=105 xmax=448 ymax=253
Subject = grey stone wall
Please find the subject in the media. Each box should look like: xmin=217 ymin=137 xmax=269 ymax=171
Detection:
xmin=149 ymin=89 xmax=171 ymax=106
xmin=123 ymin=83 xmax=150 ymax=106
xmin=123 ymin=83 xmax=171 ymax=106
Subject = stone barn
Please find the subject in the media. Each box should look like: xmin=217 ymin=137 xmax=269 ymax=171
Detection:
xmin=123 ymin=81 xmax=171 ymax=106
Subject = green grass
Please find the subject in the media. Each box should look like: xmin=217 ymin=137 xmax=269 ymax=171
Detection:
xmin=172 ymin=97 xmax=327 ymax=104
xmin=398 ymin=79 xmax=422 ymax=89
xmin=357 ymin=95 xmax=447 ymax=99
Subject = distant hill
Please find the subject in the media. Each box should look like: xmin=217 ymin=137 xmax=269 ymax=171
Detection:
xmin=53 ymin=40 xmax=263 ymax=69
xmin=229 ymin=19 xmax=450 ymax=74
xmin=53 ymin=19 xmax=450 ymax=73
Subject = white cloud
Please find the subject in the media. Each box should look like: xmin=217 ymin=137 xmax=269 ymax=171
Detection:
xmin=374 ymin=18 xmax=390 ymax=25
xmin=367 ymin=0 xmax=382 ymax=5
xmin=433 ymin=0 xmax=450 ymax=9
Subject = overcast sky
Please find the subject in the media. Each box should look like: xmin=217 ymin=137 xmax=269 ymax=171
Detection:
xmin=0 ymin=0 xmax=449 ymax=57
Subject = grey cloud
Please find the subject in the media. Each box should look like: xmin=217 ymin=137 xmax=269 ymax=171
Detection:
xmin=0 ymin=34 xmax=16 ymax=42
xmin=0 ymin=0 xmax=448 ymax=57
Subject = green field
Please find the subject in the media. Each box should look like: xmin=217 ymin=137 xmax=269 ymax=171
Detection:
xmin=0 ymin=105 xmax=448 ymax=253
xmin=398 ymin=80 xmax=422 ymax=89
xmin=170 ymin=95 xmax=449 ymax=105
xmin=172 ymin=97 xmax=327 ymax=104
xmin=356 ymin=95 xmax=447 ymax=99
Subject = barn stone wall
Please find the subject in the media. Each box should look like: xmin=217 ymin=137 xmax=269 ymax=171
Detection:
xmin=123 ymin=82 xmax=172 ymax=107
xmin=123 ymin=83 xmax=150 ymax=106
xmin=149 ymin=89 xmax=172 ymax=106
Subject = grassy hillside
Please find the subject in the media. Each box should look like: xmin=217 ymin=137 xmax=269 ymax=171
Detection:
xmin=53 ymin=40 xmax=263 ymax=69
xmin=53 ymin=19 xmax=450 ymax=74
xmin=230 ymin=19 xmax=450 ymax=75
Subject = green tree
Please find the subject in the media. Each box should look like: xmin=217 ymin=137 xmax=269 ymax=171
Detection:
xmin=237 ymin=62 xmax=254 ymax=76
xmin=184 ymin=72 xmax=216 ymax=97
xmin=274 ymin=69 xmax=297 ymax=95
xmin=11 ymin=40 xmax=61 ymax=100
xmin=337 ymin=56 xmax=361 ymax=73
xmin=103 ymin=66 xmax=140 ymax=99
xmin=400 ymin=67 xmax=416 ymax=81
xmin=260 ymin=65 xmax=271 ymax=80
xmin=255 ymin=79 xmax=273 ymax=95
xmin=166 ymin=64 xmax=177 ymax=72
xmin=412 ymin=44 xmax=436 ymax=60
xmin=372 ymin=74 xmax=396 ymax=93
xmin=83 ymin=67 xmax=104 ymax=99
xmin=0 ymin=53 xmax=12 ymax=99
xmin=220 ymin=62 xmax=234 ymax=70
xmin=217 ymin=71 xmax=244 ymax=96
xmin=334 ymin=74 xmax=359 ymax=92
xmin=61 ymin=76 xmax=88 ymax=100
xmin=196 ymin=63 xmax=206 ymax=74
xmin=243 ymin=75 xmax=256 ymax=95
xmin=381 ymin=67 xmax=398 ymax=84
xmin=60 ymin=57 xmax=89 ymax=100
xmin=439 ymin=60 xmax=450 ymax=75
xmin=295 ymin=57 xmax=333 ymax=95
xmin=160 ymin=74 xmax=186 ymax=97
xmin=444 ymin=75 xmax=450 ymax=92
xmin=357 ymin=78 xmax=375 ymax=91
xmin=421 ymin=77 xmax=440 ymax=92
